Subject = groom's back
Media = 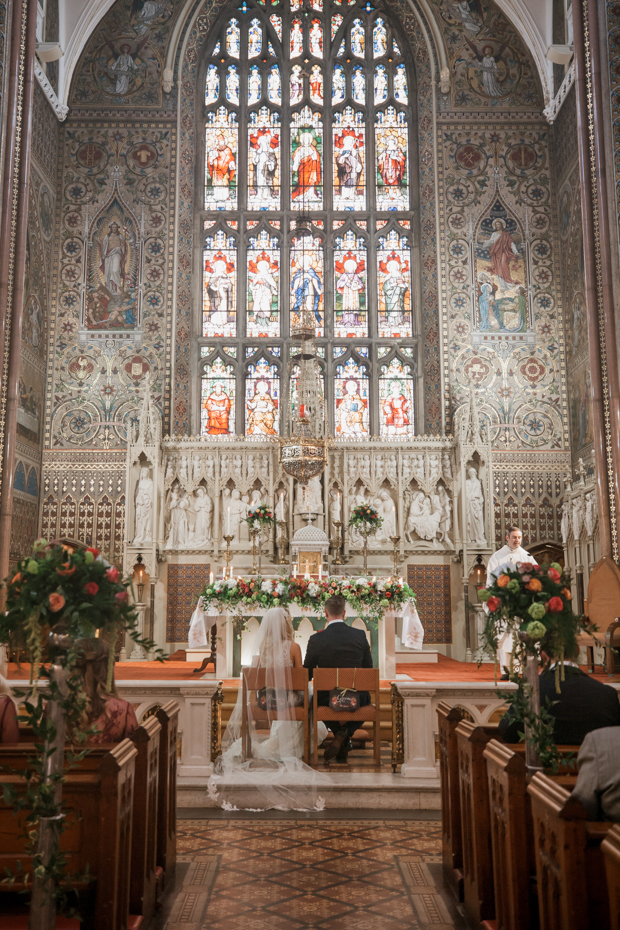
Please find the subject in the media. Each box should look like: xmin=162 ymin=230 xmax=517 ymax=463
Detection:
xmin=305 ymin=621 xmax=372 ymax=671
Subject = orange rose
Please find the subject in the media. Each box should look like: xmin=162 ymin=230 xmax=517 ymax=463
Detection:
xmin=496 ymin=574 xmax=510 ymax=588
xmin=61 ymin=544 xmax=74 ymax=555
xmin=562 ymin=587 xmax=572 ymax=600
xmin=526 ymin=578 xmax=543 ymax=592
xmin=11 ymin=572 xmax=21 ymax=584
xmin=57 ymin=562 xmax=75 ymax=577
xmin=48 ymin=592 xmax=65 ymax=613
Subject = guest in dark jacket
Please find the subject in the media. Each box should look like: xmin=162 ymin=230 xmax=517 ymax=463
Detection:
xmin=498 ymin=641 xmax=620 ymax=745
xmin=304 ymin=593 xmax=373 ymax=763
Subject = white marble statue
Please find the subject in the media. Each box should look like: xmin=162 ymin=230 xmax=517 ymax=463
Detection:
xmin=179 ymin=455 xmax=188 ymax=481
xmin=378 ymin=489 xmax=397 ymax=540
xmin=233 ymin=454 xmax=243 ymax=485
xmin=585 ymin=492 xmax=598 ymax=538
xmin=247 ymin=453 xmax=257 ymax=482
xmin=166 ymin=486 xmax=189 ymax=548
xmin=193 ymin=456 xmax=202 ymax=480
xmin=329 ymin=488 xmax=342 ymax=528
xmin=220 ymin=454 xmax=230 ymax=479
xmin=560 ymin=502 xmax=569 ymax=544
xmin=165 ymin=457 xmax=174 ymax=481
xmin=133 ymin=467 xmax=154 ymax=544
xmin=239 ymin=493 xmax=250 ymax=541
xmin=229 ymin=488 xmax=246 ymax=541
xmin=296 ymin=476 xmax=323 ymax=514
xmin=221 ymin=487 xmax=232 ymax=537
xmin=276 ymin=487 xmax=288 ymax=522
xmin=193 ymin=487 xmax=213 ymax=544
xmin=442 ymin=452 xmax=453 ymax=480
xmin=466 ymin=465 xmax=486 ymax=545
xmin=386 ymin=454 xmax=397 ymax=486
xmin=405 ymin=491 xmax=441 ymax=545
xmin=572 ymin=496 xmax=584 ymax=541
xmin=434 ymin=484 xmax=452 ymax=544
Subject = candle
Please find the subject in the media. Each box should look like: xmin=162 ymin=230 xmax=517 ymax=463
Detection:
xmin=293 ymin=562 xmax=297 ymax=578
xmin=226 ymin=504 xmax=231 ymax=536
xmin=209 ymin=572 xmax=213 ymax=585
xmin=319 ymin=565 xmax=323 ymax=581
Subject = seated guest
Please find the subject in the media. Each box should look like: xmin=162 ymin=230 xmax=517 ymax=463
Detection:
xmin=304 ymin=593 xmax=373 ymax=764
xmin=75 ymin=638 xmax=138 ymax=744
xmin=572 ymin=726 xmax=620 ymax=821
xmin=0 ymin=675 xmax=19 ymax=742
xmin=498 ymin=639 xmax=620 ymax=745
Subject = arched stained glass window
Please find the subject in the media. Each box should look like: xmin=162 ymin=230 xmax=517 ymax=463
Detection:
xmin=197 ymin=0 xmax=420 ymax=436
xmin=201 ymin=355 xmax=236 ymax=435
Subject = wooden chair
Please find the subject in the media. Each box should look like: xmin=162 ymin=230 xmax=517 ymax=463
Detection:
xmin=602 ymin=824 xmax=620 ymax=930
xmin=528 ymin=772 xmax=613 ymax=930
xmin=312 ymin=668 xmax=381 ymax=765
xmin=455 ymin=721 xmax=499 ymax=928
xmin=437 ymin=702 xmax=470 ymax=901
xmin=241 ymin=666 xmax=310 ymax=764
xmin=155 ymin=701 xmax=179 ymax=888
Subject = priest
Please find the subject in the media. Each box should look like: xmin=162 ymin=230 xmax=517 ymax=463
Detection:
xmin=485 ymin=525 xmax=537 ymax=679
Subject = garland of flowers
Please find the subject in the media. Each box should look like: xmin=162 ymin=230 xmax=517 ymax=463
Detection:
xmin=245 ymin=502 xmax=274 ymax=530
xmin=347 ymin=503 xmax=383 ymax=532
xmin=199 ymin=574 xmax=416 ymax=626
xmin=0 ymin=540 xmax=161 ymax=916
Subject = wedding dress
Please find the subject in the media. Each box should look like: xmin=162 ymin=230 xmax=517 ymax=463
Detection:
xmin=208 ymin=607 xmax=331 ymax=811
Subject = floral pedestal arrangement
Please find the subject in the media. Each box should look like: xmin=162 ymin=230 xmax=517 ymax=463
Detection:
xmin=347 ymin=504 xmax=383 ymax=574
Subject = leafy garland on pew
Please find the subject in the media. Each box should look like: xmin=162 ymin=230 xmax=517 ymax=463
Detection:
xmin=199 ymin=574 xmax=416 ymax=627
xmin=0 ymin=540 xmax=162 ymax=916
xmin=478 ymin=559 xmax=595 ymax=770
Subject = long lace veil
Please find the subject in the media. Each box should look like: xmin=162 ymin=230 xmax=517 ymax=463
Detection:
xmin=208 ymin=606 xmax=331 ymax=810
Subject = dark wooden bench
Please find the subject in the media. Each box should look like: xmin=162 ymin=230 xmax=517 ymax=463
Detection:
xmin=602 ymin=824 xmax=620 ymax=930
xmin=437 ymin=701 xmax=470 ymax=901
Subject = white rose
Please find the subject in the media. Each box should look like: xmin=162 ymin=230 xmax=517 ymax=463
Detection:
xmin=261 ymin=580 xmax=273 ymax=593
xmin=225 ymin=578 xmax=237 ymax=589
xmin=307 ymin=583 xmax=320 ymax=597
xmin=275 ymin=582 xmax=285 ymax=595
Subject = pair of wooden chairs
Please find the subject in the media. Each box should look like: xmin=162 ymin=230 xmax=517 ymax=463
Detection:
xmin=240 ymin=666 xmax=381 ymax=764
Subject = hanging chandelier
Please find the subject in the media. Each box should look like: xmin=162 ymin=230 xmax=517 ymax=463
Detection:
xmin=279 ymin=215 xmax=328 ymax=485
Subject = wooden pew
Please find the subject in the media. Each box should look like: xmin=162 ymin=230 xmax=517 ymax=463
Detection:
xmin=437 ymin=702 xmax=468 ymax=900
xmin=155 ymin=701 xmax=179 ymax=888
xmin=0 ymin=740 xmax=137 ymax=930
xmin=602 ymin=825 xmax=620 ymax=930
xmin=129 ymin=716 xmax=161 ymax=926
xmin=528 ymin=772 xmax=612 ymax=930
xmin=456 ymin=720 xmax=500 ymax=928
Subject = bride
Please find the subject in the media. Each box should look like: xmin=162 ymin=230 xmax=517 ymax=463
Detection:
xmin=208 ymin=606 xmax=330 ymax=810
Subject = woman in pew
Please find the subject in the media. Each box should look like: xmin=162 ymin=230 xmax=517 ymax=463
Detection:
xmin=75 ymin=638 xmax=138 ymax=743
xmin=0 ymin=675 xmax=19 ymax=742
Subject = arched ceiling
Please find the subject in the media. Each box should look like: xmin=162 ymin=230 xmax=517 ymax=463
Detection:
xmin=51 ymin=0 xmax=556 ymax=110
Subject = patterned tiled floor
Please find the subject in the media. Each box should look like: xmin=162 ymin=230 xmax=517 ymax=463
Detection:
xmin=162 ymin=819 xmax=464 ymax=930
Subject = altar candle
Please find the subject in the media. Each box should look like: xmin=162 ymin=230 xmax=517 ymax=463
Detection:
xmin=293 ymin=562 xmax=297 ymax=578
xmin=319 ymin=565 xmax=323 ymax=581
xmin=210 ymin=572 xmax=213 ymax=585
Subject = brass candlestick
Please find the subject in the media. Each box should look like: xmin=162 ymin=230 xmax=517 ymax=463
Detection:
xmin=332 ymin=520 xmax=343 ymax=565
xmin=275 ymin=520 xmax=289 ymax=564
xmin=223 ymin=535 xmax=234 ymax=577
xmin=390 ymin=535 xmax=401 ymax=578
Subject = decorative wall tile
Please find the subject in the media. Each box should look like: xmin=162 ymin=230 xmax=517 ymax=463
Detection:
xmin=406 ymin=564 xmax=452 ymax=643
xmin=166 ymin=563 xmax=211 ymax=642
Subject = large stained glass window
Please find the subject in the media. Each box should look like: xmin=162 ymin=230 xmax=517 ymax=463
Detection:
xmin=199 ymin=0 xmax=419 ymax=436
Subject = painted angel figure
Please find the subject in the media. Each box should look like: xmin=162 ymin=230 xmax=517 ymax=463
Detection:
xmin=103 ymin=37 xmax=147 ymax=95
xmin=462 ymin=37 xmax=509 ymax=99
xmin=448 ymin=0 xmax=483 ymax=35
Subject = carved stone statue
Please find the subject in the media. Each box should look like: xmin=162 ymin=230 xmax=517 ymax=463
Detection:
xmin=193 ymin=487 xmax=213 ymax=544
xmin=378 ymin=489 xmax=397 ymax=541
xmin=296 ymin=476 xmax=323 ymax=514
xmin=585 ymin=492 xmax=598 ymax=538
xmin=276 ymin=487 xmax=288 ymax=522
xmin=166 ymin=486 xmax=189 ymax=548
xmin=560 ymin=502 xmax=569 ymax=544
xmin=329 ymin=488 xmax=341 ymax=528
xmin=247 ymin=453 xmax=257 ymax=482
xmin=434 ymin=484 xmax=452 ymax=545
xmin=179 ymin=455 xmax=188 ymax=481
xmin=193 ymin=456 xmax=202 ymax=480
xmin=442 ymin=452 xmax=453 ymax=480
xmin=572 ymin=495 xmax=584 ymax=541
xmin=165 ymin=457 xmax=174 ymax=481
xmin=133 ymin=467 xmax=153 ymax=544
xmin=465 ymin=465 xmax=486 ymax=546
xmin=386 ymin=454 xmax=397 ymax=486
xmin=229 ymin=488 xmax=245 ymax=541
xmin=221 ymin=487 xmax=232 ymax=537
xmin=239 ymin=493 xmax=250 ymax=541
xmin=405 ymin=491 xmax=441 ymax=545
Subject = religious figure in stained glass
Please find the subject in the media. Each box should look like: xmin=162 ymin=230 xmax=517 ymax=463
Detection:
xmin=248 ymin=18 xmax=262 ymax=57
xmin=248 ymin=231 xmax=279 ymax=337
xmin=226 ymin=18 xmax=240 ymax=57
xmin=373 ymin=18 xmax=387 ymax=57
xmin=309 ymin=19 xmax=323 ymax=56
xmin=248 ymin=66 xmax=261 ymax=103
xmin=203 ymin=231 xmax=236 ymax=337
xmin=291 ymin=112 xmax=322 ymax=207
xmin=290 ymin=238 xmax=323 ymax=336
xmin=268 ymin=66 xmax=281 ymax=103
xmin=374 ymin=65 xmax=387 ymax=103
xmin=248 ymin=111 xmax=280 ymax=209
xmin=205 ymin=109 xmax=237 ymax=209
xmin=394 ymin=64 xmax=407 ymax=102
xmin=334 ymin=233 xmax=366 ymax=337
xmin=290 ymin=65 xmax=303 ymax=104
xmin=246 ymin=358 xmax=279 ymax=435
xmin=291 ymin=18 xmax=303 ymax=57
xmin=206 ymin=64 xmax=219 ymax=103
xmin=226 ymin=65 xmax=239 ymax=104
xmin=335 ymin=360 xmax=369 ymax=436
xmin=377 ymin=230 xmax=411 ymax=337
xmin=352 ymin=66 xmax=365 ymax=104
xmin=351 ymin=19 xmax=365 ymax=57
xmin=333 ymin=110 xmax=365 ymax=210
xmin=333 ymin=65 xmax=345 ymax=102
xmin=376 ymin=108 xmax=408 ymax=211
xmin=379 ymin=358 xmax=414 ymax=437
xmin=201 ymin=357 xmax=235 ymax=435
xmin=310 ymin=65 xmax=323 ymax=104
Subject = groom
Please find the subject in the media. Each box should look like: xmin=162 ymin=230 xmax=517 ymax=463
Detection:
xmin=304 ymin=593 xmax=373 ymax=763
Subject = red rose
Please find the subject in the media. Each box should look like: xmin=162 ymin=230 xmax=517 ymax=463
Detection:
xmin=115 ymin=590 xmax=129 ymax=603
xmin=86 ymin=547 xmax=99 ymax=558
xmin=487 ymin=596 xmax=500 ymax=612
xmin=547 ymin=568 xmax=561 ymax=582
xmin=547 ymin=596 xmax=564 ymax=612
xmin=386 ymin=592 xmax=392 ymax=597
xmin=84 ymin=582 xmax=99 ymax=596
xmin=106 ymin=566 xmax=119 ymax=583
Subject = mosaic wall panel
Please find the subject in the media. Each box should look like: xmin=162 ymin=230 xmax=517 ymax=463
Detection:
xmin=605 ymin=2 xmax=620 ymax=287
xmin=166 ymin=563 xmax=211 ymax=642
xmin=32 ymin=81 xmax=60 ymax=182
xmin=406 ymin=564 xmax=452 ymax=644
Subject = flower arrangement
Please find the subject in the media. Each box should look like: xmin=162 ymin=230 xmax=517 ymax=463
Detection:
xmin=347 ymin=503 xmax=383 ymax=533
xmin=245 ymin=502 xmax=274 ymax=532
xmin=199 ymin=573 xmax=416 ymax=626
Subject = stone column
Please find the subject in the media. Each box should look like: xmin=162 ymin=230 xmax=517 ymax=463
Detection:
xmin=573 ymin=0 xmax=620 ymax=561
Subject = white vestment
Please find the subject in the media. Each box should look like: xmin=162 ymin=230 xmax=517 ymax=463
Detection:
xmin=485 ymin=544 xmax=537 ymax=670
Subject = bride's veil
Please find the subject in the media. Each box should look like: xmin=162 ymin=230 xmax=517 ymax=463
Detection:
xmin=208 ymin=606 xmax=331 ymax=811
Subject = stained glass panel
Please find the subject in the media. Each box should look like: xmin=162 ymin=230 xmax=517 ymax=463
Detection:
xmin=310 ymin=65 xmax=323 ymax=104
xmin=309 ymin=19 xmax=323 ymax=57
xmin=247 ymin=230 xmax=280 ymax=337
xmin=203 ymin=230 xmax=237 ymax=338
xmin=245 ymin=357 xmax=280 ymax=435
xmin=373 ymin=17 xmax=387 ymax=57
xmin=269 ymin=14 xmax=282 ymax=41
xmin=248 ymin=66 xmax=261 ymax=104
xmin=226 ymin=65 xmax=239 ymax=104
xmin=290 ymin=361 xmax=325 ymax=418
xmin=205 ymin=108 xmax=237 ymax=210
xmin=290 ymin=235 xmax=324 ymax=337
xmin=205 ymin=64 xmax=219 ymax=103
xmin=333 ymin=108 xmax=365 ymax=211
xmin=334 ymin=231 xmax=367 ymax=337
xmin=290 ymin=64 xmax=303 ymax=104
xmin=226 ymin=19 xmax=240 ymax=57
xmin=375 ymin=107 xmax=408 ymax=211
xmin=379 ymin=357 xmax=414 ymax=437
xmin=351 ymin=19 xmax=365 ymax=57
xmin=377 ymin=229 xmax=412 ymax=337
xmin=201 ymin=357 xmax=235 ymax=435
xmin=291 ymin=18 xmax=303 ymax=57
xmin=352 ymin=66 xmax=365 ymax=104
xmin=291 ymin=108 xmax=323 ymax=209
xmin=248 ymin=18 xmax=262 ymax=57
xmin=374 ymin=64 xmax=387 ymax=103
xmin=268 ymin=65 xmax=281 ymax=103
xmin=248 ymin=108 xmax=281 ymax=209
xmin=337 ymin=38 xmax=345 ymax=56
xmin=333 ymin=65 xmax=345 ymax=103
xmin=331 ymin=14 xmax=343 ymax=39
xmin=335 ymin=358 xmax=369 ymax=437
xmin=394 ymin=64 xmax=408 ymax=102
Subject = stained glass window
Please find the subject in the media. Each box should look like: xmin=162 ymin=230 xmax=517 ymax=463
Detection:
xmin=201 ymin=357 xmax=236 ymax=435
xmin=379 ymin=357 xmax=414 ymax=437
xmin=200 ymin=1 xmax=417 ymax=436
xmin=290 ymin=361 xmax=325 ymax=420
xmin=245 ymin=357 xmax=280 ymax=436
xmin=335 ymin=358 xmax=369 ymax=437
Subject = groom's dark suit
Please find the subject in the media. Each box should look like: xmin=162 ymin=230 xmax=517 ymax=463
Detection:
xmin=304 ymin=619 xmax=373 ymax=751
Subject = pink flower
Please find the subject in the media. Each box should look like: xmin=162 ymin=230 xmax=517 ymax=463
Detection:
xmin=547 ymin=568 xmax=561 ymax=583
xmin=106 ymin=566 xmax=119 ymax=583
xmin=518 ymin=563 xmax=536 ymax=574
xmin=84 ymin=582 xmax=99 ymax=596
xmin=547 ymin=596 xmax=564 ymax=613
xmin=115 ymin=590 xmax=129 ymax=604
xmin=521 ymin=574 xmax=531 ymax=583
xmin=49 ymin=592 xmax=65 ymax=613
